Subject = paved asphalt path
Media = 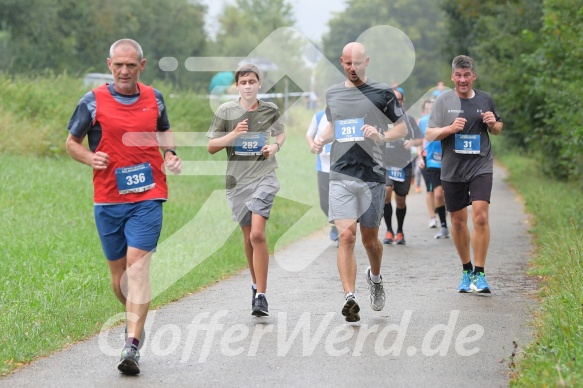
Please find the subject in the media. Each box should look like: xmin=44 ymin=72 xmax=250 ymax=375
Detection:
xmin=2 ymin=163 xmax=537 ymax=387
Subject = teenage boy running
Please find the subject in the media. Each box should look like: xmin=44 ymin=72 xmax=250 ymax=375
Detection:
xmin=207 ymin=64 xmax=285 ymax=316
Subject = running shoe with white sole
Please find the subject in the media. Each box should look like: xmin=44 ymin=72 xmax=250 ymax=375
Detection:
xmin=471 ymin=272 xmax=492 ymax=293
xmin=434 ymin=227 xmax=450 ymax=239
xmin=341 ymin=293 xmax=360 ymax=322
xmin=457 ymin=270 xmax=472 ymax=293
xmin=252 ymin=294 xmax=269 ymax=317
xmin=365 ymin=266 xmax=386 ymax=311
xmin=118 ymin=346 xmax=140 ymax=375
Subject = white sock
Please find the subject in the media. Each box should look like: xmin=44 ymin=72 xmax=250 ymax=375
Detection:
xmin=345 ymin=292 xmax=356 ymax=300
xmin=252 ymin=284 xmax=257 ymax=290
xmin=256 ymin=292 xmax=265 ymax=298
xmin=369 ymin=271 xmax=382 ymax=283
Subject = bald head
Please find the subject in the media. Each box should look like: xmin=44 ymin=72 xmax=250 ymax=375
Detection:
xmin=340 ymin=42 xmax=369 ymax=86
xmin=342 ymin=42 xmax=366 ymax=58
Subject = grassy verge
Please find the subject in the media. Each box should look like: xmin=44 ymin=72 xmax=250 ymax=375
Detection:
xmin=0 ymin=75 xmax=326 ymax=374
xmin=495 ymin=150 xmax=583 ymax=386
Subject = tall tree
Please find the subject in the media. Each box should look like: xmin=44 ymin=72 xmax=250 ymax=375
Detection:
xmin=210 ymin=0 xmax=309 ymax=94
xmin=320 ymin=0 xmax=449 ymax=102
xmin=439 ymin=0 xmax=582 ymax=183
xmin=212 ymin=0 xmax=297 ymax=56
xmin=0 ymin=0 xmax=208 ymax=88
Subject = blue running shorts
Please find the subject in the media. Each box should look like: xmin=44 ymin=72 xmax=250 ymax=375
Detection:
xmin=94 ymin=200 xmax=163 ymax=261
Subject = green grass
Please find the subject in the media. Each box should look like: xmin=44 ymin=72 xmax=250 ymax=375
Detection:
xmin=0 ymin=75 xmax=327 ymax=374
xmin=495 ymin=150 xmax=583 ymax=386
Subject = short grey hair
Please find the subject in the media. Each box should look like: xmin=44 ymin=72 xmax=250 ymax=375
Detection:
xmin=452 ymin=55 xmax=475 ymax=72
xmin=109 ymin=39 xmax=143 ymax=61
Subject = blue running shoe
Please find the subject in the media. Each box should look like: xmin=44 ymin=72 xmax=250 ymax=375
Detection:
xmin=329 ymin=225 xmax=339 ymax=242
xmin=457 ymin=270 xmax=472 ymax=293
xmin=471 ymin=272 xmax=491 ymax=293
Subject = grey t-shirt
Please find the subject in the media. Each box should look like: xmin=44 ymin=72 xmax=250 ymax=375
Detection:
xmin=325 ymin=79 xmax=403 ymax=183
xmin=207 ymin=99 xmax=284 ymax=189
xmin=385 ymin=113 xmax=423 ymax=169
xmin=428 ymin=89 xmax=502 ymax=182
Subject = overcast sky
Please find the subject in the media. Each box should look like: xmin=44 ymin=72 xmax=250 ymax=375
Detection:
xmin=201 ymin=0 xmax=348 ymax=43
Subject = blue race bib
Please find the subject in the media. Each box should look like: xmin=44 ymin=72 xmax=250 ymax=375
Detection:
xmin=115 ymin=163 xmax=155 ymax=194
xmin=234 ymin=132 xmax=265 ymax=155
xmin=334 ymin=118 xmax=365 ymax=142
xmin=454 ymin=134 xmax=480 ymax=154
xmin=388 ymin=167 xmax=406 ymax=182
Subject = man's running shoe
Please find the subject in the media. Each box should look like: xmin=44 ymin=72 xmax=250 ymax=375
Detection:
xmin=383 ymin=231 xmax=394 ymax=244
xmin=471 ymin=272 xmax=492 ymax=293
xmin=428 ymin=218 xmax=437 ymax=228
xmin=124 ymin=326 xmax=145 ymax=351
xmin=365 ymin=266 xmax=386 ymax=311
xmin=251 ymin=286 xmax=257 ymax=308
xmin=341 ymin=293 xmax=360 ymax=322
xmin=252 ymin=294 xmax=269 ymax=317
xmin=395 ymin=232 xmax=406 ymax=245
xmin=329 ymin=225 xmax=339 ymax=242
xmin=457 ymin=270 xmax=473 ymax=293
xmin=434 ymin=227 xmax=450 ymax=239
xmin=118 ymin=346 xmax=140 ymax=375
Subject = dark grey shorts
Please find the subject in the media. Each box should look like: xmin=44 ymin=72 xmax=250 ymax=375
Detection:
xmin=226 ymin=171 xmax=280 ymax=227
xmin=329 ymin=179 xmax=386 ymax=228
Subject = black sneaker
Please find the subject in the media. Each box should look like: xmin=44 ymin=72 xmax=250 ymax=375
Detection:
xmin=118 ymin=346 xmax=140 ymax=375
xmin=341 ymin=293 xmax=360 ymax=322
xmin=251 ymin=286 xmax=257 ymax=308
xmin=252 ymin=294 xmax=269 ymax=317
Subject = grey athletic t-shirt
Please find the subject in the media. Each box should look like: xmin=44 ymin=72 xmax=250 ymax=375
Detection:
xmin=207 ymin=99 xmax=284 ymax=189
xmin=385 ymin=113 xmax=423 ymax=169
xmin=428 ymin=89 xmax=502 ymax=182
xmin=325 ymin=80 xmax=403 ymax=183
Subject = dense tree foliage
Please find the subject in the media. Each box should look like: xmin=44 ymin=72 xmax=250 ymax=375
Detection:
xmin=212 ymin=0 xmax=297 ymax=57
xmin=0 ymin=0 xmax=208 ymax=88
xmin=0 ymin=0 xmax=580 ymax=182
xmin=209 ymin=0 xmax=309 ymax=96
xmin=321 ymin=0 xmax=450 ymax=103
